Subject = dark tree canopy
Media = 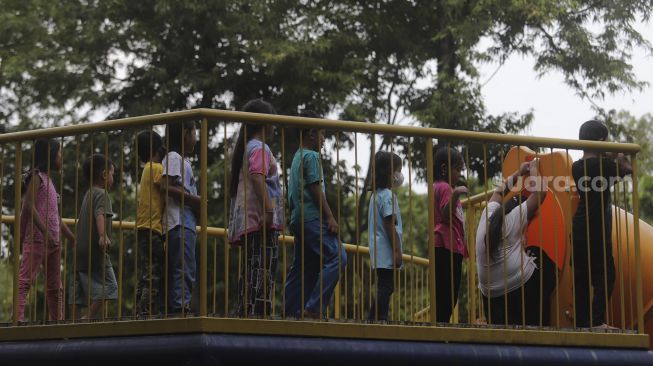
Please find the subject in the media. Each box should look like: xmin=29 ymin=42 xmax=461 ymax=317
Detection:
xmin=1 ymin=0 xmax=651 ymax=243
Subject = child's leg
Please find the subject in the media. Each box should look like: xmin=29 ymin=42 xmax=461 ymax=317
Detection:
xmin=283 ymin=223 xmax=319 ymax=317
xmin=572 ymin=243 xmax=591 ymax=328
xmin=167 ymin=226 xmax=197 ymax=313
xmin=83 ymin=264 xmax=118 ymax=319
xmin=590 ymin=249 xmax=616 ymax=326
xmin=17 ymin=242 xmax=45 ymax=322
xmin=150 ymin=233 xmax=165 ymax=314
xmin=68 ymin=271 xmax=86 ymax=321
xmin=259 ymin=231 xmax=279 ymax=316
xmin=506 ymin=284 xmax=528 ymax=325
xmin=242 ymin=231 xmax=279 ymax=317
xmin=486 ymin=293 xmax=507 ymax=325
xmin=304 ymin=221 xmax=347 ymax=315
xmin=368 ymin=268 xmax=394 ymax=321
xmin=434 ymin=247 xmax=463 ymax=323
xmin=239 ymin=231 xmax=260 ymax=316
xmin=85 ymin=300 xmax=104 ymax=319
xmin=539 ymin=249 xmax=557 ymax=326
xmin=44 ymin=245 xmax=63 ymax=321
xmin=520 ymin=266 xmax=542 ymax=326
xmin=135 ymin=230 xmax=149 ymax=315
xmin=282 ymin=228 xmax=303 ymax=317
xmin=136 ymin=230 xmax=164 ymax=316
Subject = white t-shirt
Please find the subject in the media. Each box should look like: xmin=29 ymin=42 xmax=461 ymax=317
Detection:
xmin=161 ymin=151 xmax=197 ymax=232
xmin=476 ymin=201 xmax=536 ymax=298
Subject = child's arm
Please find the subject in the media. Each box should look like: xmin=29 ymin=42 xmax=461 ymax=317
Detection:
xmin=441 ymin=186 xmax=469 ymax=224
xmin=159 ymin=176 xmax=201 ymax=213
xmin=382 ymin=215 xmax=402 ymax=268
xmin=616 ymin=153 xmax=633 ymax=176
xmin=22 ymin=174 xmax=49 ymax=242
xmin=525 ymin=161 xmax=547 ymax=220
xmin=489 ymin=161 xmax=531 ymax=204
xmin=95 ymin=213 xmax=111 ymax=250
xmin=308 ymin=182 xmax=338 ymax=234
xmin=60 ymin=219 xmax=75 ymax=245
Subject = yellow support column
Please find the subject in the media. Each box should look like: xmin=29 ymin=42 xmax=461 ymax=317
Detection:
xmin=630 ymin=156 xmax=644 ymax=334
xmin=12 ymin=143 xmax=22 ymax=325
xmin=199 ymin=118 xmax=208 ymax=317
xmin=426 ymin=139 xmax=436 ymax=326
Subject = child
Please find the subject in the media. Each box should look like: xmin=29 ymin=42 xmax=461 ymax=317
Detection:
xmin=18 ymin=139 xmax=75 ymax=322
xmin=228 ymin=99 xmax=284 ymax=317
xmin=476 ymin=160 xmax=555 ymax=326
xmin=161 ymin=121 xmax=200 ymax=315
xmin=70 ymin=154 xmax=117 ymax=319
xmin=367 ymin=151 xmax=404 ymax=322
xmin=572 ymin=120 xmax=632 ymax=328
xmin=135 ymin=130 xmax=166 ymax=317
xmin=432 ymin=146 xmax=468 ymax=323
xmin=283 ymin=111 xmax=347 ymax=318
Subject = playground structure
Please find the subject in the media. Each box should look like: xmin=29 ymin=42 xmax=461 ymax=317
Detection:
xmin=0 ymin=109 xmax=651 ymax=364
xmin=500 ymin=146 xmax=653 ymax=347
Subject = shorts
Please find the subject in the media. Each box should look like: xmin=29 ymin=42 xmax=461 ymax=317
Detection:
xmin=69 ymin=265 xmax=118 ymax=305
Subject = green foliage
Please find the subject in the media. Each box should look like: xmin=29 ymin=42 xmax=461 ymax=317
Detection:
xmin=608 ymin=111 xmax=653 ymax=224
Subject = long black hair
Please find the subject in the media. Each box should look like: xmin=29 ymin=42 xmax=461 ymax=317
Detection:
xmin=434 ymin=146 xmax=463 ymax=182
xmin=372 ymin=151 xmax=402 ymax=190
xmin=22 ymin=139 xmax=61 ymax=191
xmin=229 ymin=98 xmax=276 ymax=197
xmin=487 ymin=195 xmax=522 ymax=258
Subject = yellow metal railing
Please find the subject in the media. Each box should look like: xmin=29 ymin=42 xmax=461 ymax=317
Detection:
xmin=0 ymin=108 xmax=648 ymax=349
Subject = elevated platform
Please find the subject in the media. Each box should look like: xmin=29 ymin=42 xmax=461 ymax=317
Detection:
xmin=0 ymin=318 xmax=651 ymax=365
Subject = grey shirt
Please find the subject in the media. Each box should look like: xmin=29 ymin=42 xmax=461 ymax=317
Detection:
xmin=75 ymin=187 xmax=114 ymax=272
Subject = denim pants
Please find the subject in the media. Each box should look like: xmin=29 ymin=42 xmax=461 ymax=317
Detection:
xmin=284 ymin=219 xmax=347 ymax=316
xmin=166 ymin=226 xmax=197 ymax=313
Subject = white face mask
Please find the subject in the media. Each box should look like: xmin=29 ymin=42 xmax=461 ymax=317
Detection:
xmin=392 ymin=171 xmax=404 ymax=188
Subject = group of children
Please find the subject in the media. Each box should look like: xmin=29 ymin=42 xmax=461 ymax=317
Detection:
xmin=18 ymin=121 xmax=200 ymax=319
xmin=15 ymin=105 xmax=632 ymax=327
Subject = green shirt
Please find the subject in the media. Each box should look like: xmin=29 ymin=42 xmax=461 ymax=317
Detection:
xmin=288 ymin=148 xmax=324 ymax=226
xmin=75 ymin=187 xmax=114 ymax=272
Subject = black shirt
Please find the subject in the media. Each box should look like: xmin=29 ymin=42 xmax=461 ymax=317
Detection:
xmin=572 ymin=157 xmax=625 ymax=249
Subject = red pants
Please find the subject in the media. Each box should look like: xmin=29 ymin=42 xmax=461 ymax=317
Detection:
xmin=17 ymin=242 xmax=62 ymax=321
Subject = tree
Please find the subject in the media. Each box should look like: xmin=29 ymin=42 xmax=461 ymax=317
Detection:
xmin=609 ymin=111 xmax=653 ymax=223
xmin=1 ymin=2 xmax=652 ymax=320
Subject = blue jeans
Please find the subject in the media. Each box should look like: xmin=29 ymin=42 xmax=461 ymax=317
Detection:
xmin=166 ymin=226 xmax=197 ymax=312
xmin=283 ymin=219 xmax=347 ymax=316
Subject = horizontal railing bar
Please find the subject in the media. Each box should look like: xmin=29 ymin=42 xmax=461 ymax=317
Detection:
xmin=0 ymin=215 xmax=428 ymax=266
xmin=0 ymin=110 xmax=203 ymax=143
xmin=0 ymin=108 xmax=641 ymax=153
xmin=461 ymin=189 xmax=494 ymax=209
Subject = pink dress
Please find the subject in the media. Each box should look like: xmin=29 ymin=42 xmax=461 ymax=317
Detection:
xmin=18 ymin=170 xmax=63 ymax=321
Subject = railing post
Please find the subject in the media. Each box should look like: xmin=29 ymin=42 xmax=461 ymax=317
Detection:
xmin=630 ymin=154 xmax=644 ymax=334
xmin=426 ymin=139 xmax=436 ymax=325
xmin=199 ymin=117 xmax=208 ymax=317
xmin=12 ymin=142 xmax=22 ymax=325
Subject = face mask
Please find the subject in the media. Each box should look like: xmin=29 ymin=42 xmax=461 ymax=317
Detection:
xmin=392 ymin=171 xmax=404 ymax=188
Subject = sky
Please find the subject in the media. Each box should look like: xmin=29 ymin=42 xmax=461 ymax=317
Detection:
xmin=480 ymin=21 xmax=653 ymax=144
xmin=343 ymin=20 xmax=653 ymax=193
